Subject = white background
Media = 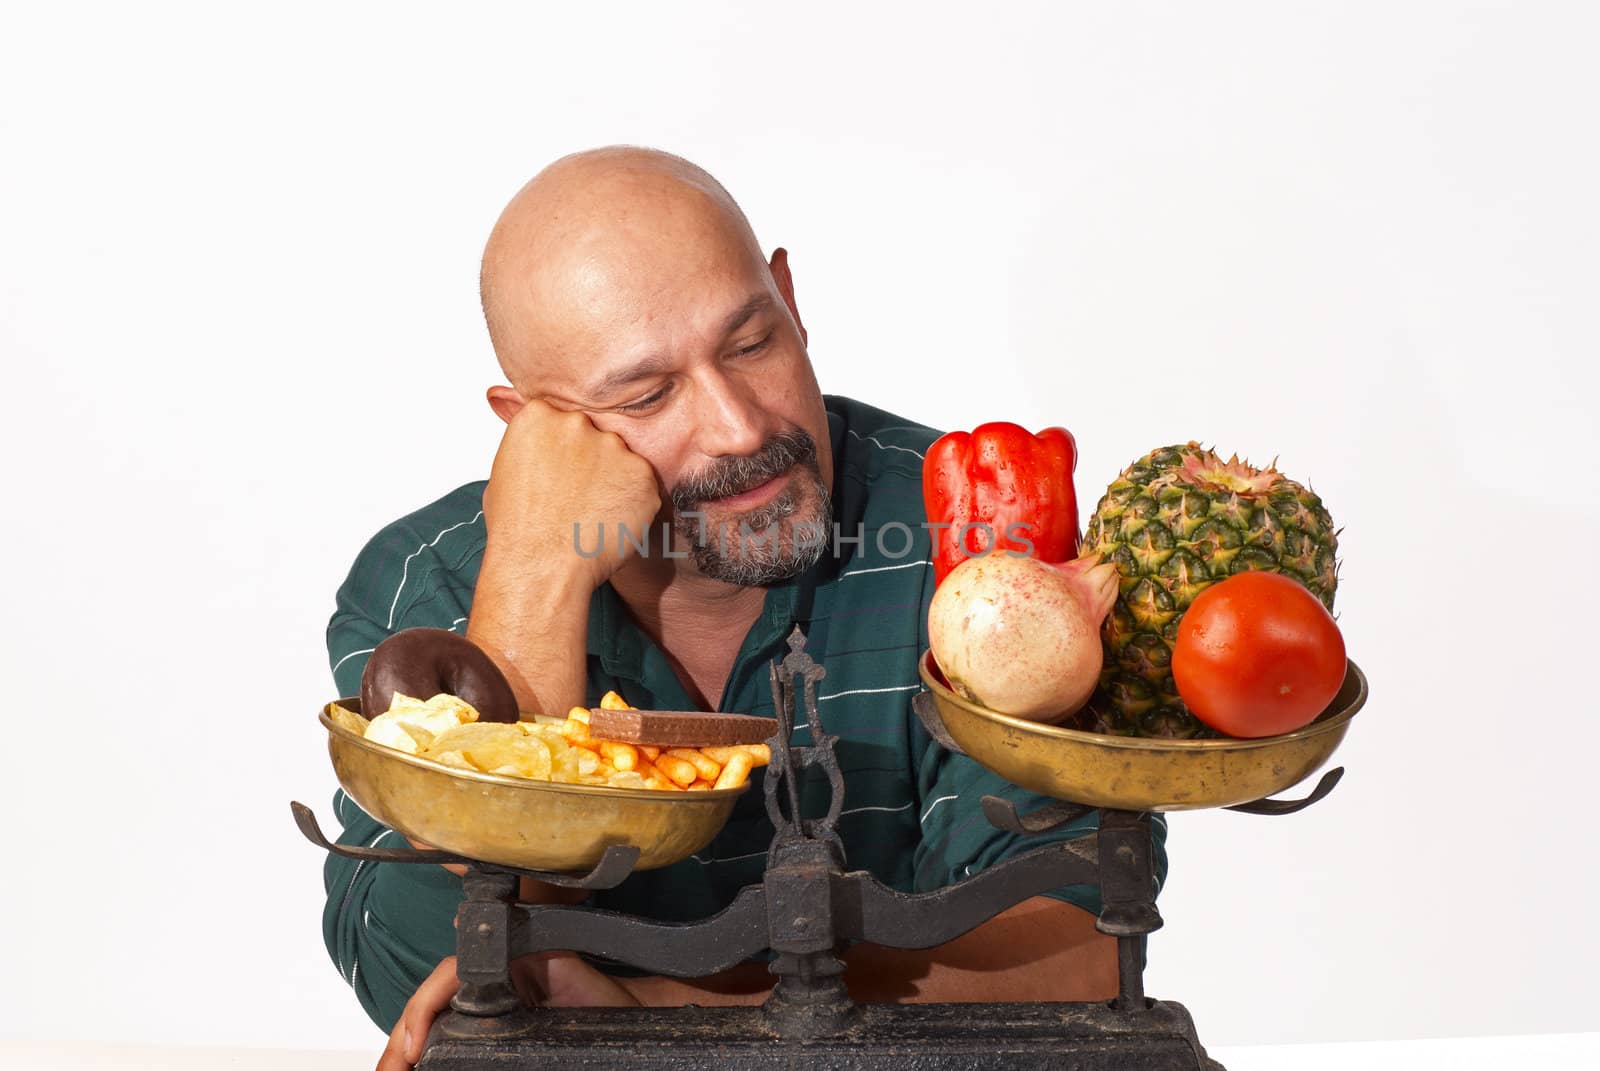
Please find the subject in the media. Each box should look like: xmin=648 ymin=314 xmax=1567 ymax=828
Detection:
xmin=3 ymin=0 xmax=1596 ymax=1056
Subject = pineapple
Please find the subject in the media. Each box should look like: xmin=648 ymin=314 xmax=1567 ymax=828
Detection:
xmin=1079 ymin=443 xmax=1340 ymax=738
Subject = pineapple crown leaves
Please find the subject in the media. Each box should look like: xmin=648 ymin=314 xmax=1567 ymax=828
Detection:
xmin=1176 ymin=446 xmax=1283 ymax=496
xmin=1199 ymin=442 xmax=1289 ymax=478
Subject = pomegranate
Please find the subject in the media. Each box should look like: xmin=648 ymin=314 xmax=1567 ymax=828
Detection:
xmin=929 ymin=552 xmax=1118 ymax=723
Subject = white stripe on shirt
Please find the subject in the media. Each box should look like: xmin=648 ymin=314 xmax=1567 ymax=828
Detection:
xmin=386 ymin=511 xmax=485 ymax=628
xmin=841 ymin=801 xmax=915 ymax=816
xmin=848 ymin=428 xmax=926 ymax=459
xmin=690 ymin=849 xmax=768 ymax=865
xmin=920 ymin=794 xmax=959 ymax=824
xmin=819 ymin=684 xmax=920 ymax=702
xmin=840 ymin=560 xmax=930 ymax=579
xmin=332 ymin=647 xmax=375 ymax=675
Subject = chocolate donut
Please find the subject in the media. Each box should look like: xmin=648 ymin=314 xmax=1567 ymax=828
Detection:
xmin=360 ymin=627 xmax=520 ymax=724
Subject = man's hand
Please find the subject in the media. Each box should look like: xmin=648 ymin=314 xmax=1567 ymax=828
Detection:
xmin=468 ymin=398 xmax=660 ymax=714
xmin=481 ymin=398 xmax=661 ymax=591
xmin=376 ymin=952 xmax=639 ymax=1070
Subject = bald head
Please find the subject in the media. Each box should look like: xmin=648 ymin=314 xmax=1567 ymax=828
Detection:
xmin=474 ymin=148 xmax=834 ymax=589
xmin=480 ymin=147 xmax=772 ymax=389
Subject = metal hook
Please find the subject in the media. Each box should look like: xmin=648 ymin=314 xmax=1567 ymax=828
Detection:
xmin=980 ymin=794 xmax=1095 ymax=835
xmin=1224 ymin=767 xmax=1345 ymax=816
xmin=910 ymin=692 xmax=967 ymax=756
xmin=289 ymin=801 xmax=642 ymax=888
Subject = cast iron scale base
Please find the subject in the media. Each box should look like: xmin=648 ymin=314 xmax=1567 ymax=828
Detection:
xmin=296 ymin=630 xmax=1342 ymax=1069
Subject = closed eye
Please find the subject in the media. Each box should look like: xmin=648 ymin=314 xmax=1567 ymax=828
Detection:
xmin=612 ymin=332 xmax=770 ymax=414
xmin=615 ymin=381 xmax=674 ymax=414
xmin=732 ymin=332 xmax=772 ymax=359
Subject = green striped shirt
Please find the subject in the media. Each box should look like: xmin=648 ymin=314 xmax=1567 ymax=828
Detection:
xmin=322 ymin=394 xmax=1167 ymax=1031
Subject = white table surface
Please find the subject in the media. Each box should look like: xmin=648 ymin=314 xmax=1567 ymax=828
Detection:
xmin=5 ymin=1034 xmax=1598 ymax=1070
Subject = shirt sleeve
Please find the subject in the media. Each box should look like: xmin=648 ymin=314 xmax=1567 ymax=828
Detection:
xmin=320 ymin=510 xmax=480 ymax=1032
xmin=326 ymin=520 xmax=417 ymax=700
xmin=321 ymin=790 xmax=463 ymax=1032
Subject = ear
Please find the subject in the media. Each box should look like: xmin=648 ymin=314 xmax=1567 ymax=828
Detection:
xmin=486 ymin=385 xmax=525 ymax=424
xmin=769 ymin=247 xmax=807 ymax=347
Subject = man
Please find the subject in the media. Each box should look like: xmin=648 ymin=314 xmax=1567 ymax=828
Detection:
xmin=323 ymin=147 xmax=1167 ymax=1070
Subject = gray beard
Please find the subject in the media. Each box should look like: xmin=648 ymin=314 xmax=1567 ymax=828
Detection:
xmin=673 ymin=473 xmax=834 ymax=586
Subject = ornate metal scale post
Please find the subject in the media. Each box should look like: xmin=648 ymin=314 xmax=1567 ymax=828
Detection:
xmin=296 ymin=629 xmax=1361 ymax=1069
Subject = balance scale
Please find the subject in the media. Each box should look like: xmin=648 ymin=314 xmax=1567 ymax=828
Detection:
xmin=295 ymin=629 xmax=1360 ymax=1069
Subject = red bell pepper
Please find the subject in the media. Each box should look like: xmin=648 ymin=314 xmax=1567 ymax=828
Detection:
xmin=922 ymin=422 xmax=1081 ymax=585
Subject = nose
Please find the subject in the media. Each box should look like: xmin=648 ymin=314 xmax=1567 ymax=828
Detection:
xmin=691 ymin=366 xmax=767 ymax=459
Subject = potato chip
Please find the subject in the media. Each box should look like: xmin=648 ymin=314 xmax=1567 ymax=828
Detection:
xmin=366 ymin=692 xmax=480 ymax=755
xmin=427 ymin=722 xmax=517 ymax=754
xmin=386 ymin=693 xmax=478 ymax=728
xmin=384 ymin=693 xmax=431 ymax=717
xmin=421 ymin=693 xmax=481 ymax=721
xmin=576 ymin=748 xmax=603 ymax=777
xmin=511 ymin=734 xmax=552 ymax=780
xmin=606 ymin=771 xmax=647 ymax=790
xmin=327 ymin=703 xmax=370 ymax=737
xmin=526 ymin=728 xmax=574 ymax=773
xmin=365 ymin=711 xmax=435 ymax=754
xmin=519 ymin=723 xmax=569 ymax=752
xmin=427 ymin=723 xmax=553 ymax=779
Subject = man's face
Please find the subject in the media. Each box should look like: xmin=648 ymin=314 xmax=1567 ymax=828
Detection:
xmin=510 ymin=205 xmax=835 ymax=586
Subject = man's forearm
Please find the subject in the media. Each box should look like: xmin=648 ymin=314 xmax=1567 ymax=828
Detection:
xmin=467 ymin=543 xmax=592 ymax=716
xmin=614 ymin=897 xmax=1118 ymax=1007
xmin=455 ymin=545 xmax=596 ymax=903
xmin=840 ymin=895 xmax=1118 ymax=1003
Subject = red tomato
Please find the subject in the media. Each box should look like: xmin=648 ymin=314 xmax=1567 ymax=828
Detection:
xmin=1172 ymin=571 xmax=1347 ymax=738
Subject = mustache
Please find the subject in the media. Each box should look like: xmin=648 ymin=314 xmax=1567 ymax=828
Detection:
xmin=670 ymin=429 xmax=819 ymax=510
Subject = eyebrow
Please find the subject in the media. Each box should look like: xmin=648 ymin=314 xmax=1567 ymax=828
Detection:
xmin=718 ymin=293 xmax=774 ymax=338
xmin=586 ymin=293 xmax=775 ymax=400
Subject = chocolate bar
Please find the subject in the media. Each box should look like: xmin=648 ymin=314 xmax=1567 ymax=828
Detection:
xmin=587 ymin=708 xmax=776 ymax=746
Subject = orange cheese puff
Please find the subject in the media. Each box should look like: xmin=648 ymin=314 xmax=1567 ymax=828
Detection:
xmin=713 ymin=751 xmax=755 ymax=790
xmin=565 ymin=706 xmax=592 ymax=724
xmin=687 ymin=780 xmax=714 ymax=791
xmin=702 ymin=744 xmax=770 ymax=767
xmin=638 ymin=745 xmax=661 ymax=762
xmin=598 ymin=740 xmax=639 ymax=772
xmin=634 ymin=760 xmax=683 ymax=791
xmin=654 ymin=754 xmax=699 ymax=788
xmin=598 ymin=691 xmax=631 ymax=711
xmin=667 ymin=748 xmax=722 ymax=781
